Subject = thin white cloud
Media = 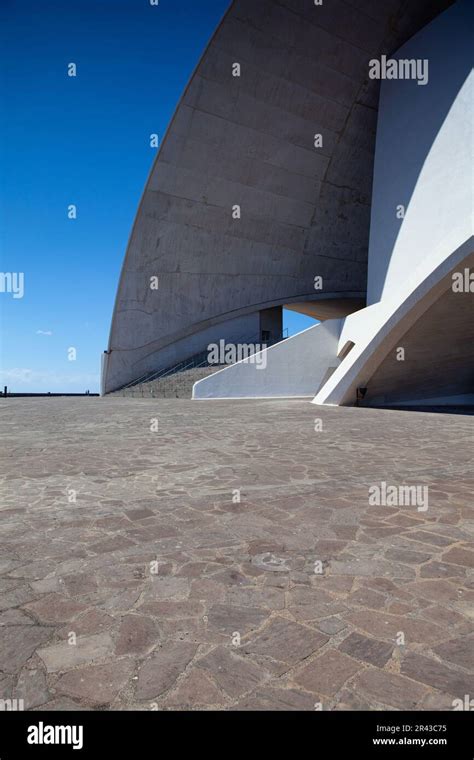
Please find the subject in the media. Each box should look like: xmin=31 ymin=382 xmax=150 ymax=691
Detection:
xmin=36 ymin=330 xmax=53 ymax=336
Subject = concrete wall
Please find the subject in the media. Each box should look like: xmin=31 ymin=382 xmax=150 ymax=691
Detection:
xmin=108 ymin=311 xmax=260 ymax=391
xmin=314 ymin=0 xmax=473 ymax=407
xmin=362 ymin=274 xmax=474 ymax=405
xmin=260 ymin=306 xmax=282 ymax=343
xmin=193 ymin=319 xmax=343 ymax=399
xmin=104 ymin=0 xmax=453 ymax=393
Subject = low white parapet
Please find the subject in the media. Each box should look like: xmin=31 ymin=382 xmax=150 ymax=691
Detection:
xmin=192 ymin=319 xmax=343 ymax=399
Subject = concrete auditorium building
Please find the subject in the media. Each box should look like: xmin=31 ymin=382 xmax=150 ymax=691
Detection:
xmin=102 ymin=0 xmax=473 ymax=408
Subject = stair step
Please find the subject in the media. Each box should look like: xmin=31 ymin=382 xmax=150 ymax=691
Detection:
xmin=112 ymin=365 xmax=225 ymax=398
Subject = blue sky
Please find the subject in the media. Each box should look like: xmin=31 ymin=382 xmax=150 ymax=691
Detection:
xmin=0 ymin=0 xmax=315 ymax=393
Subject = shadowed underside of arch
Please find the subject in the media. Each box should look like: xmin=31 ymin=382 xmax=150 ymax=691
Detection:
xmin=104 ymin=0 xmax=454 ymax=394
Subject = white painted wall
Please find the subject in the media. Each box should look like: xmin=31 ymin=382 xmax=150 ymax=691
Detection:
xmin=193 ymin=319 xmax=342 ymax=399
xmin=367 ymin=0 xmax=473 ymax=305
xmin=314 ymin=0 xmax=474 ymax=407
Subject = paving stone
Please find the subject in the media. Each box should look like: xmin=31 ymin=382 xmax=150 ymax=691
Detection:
xmin=422 ymin=691 xmax=462 ymax=710
xmin=125 ymin=508 xmax=155 ymax=521
xmin=8 ymin=561 xmax=58 ymax=581
xmin=420 ymin=605 xmax=470 ymax=630
xmin=264 ymin=575 xmax=288 ymax=590
xmin=335 ymin=686 xmax=379 ymax=710
xmin=401 ymin=653 xmax=474 ymax=697
xmin=115 ymin=615 xmax=160 ymax=655
xmin=339 ymin=632 xmax=393 ymax=667
xmin=190 ymin=579 xmax=226 ymax=601
xmin=289 ymin=571 xmax=311 ymax=585
xmin=314 ymin=540 xmax=349 ymax=557
xmin=329 ymin=558 xmax=415 ymax=578
xmin=207 ymin=603 xmax=268 ymax=635
xmin=139 ymin=599 xmax=204 ymax=618
xmin=346 ymin=587 xmax=386 ymax=609
xmin=404 ymin=580 xmax=464 ymax=603
xmin=384 ymin=548 xmax=432 ymax=564
xmin=433 ymin=636 xmax=474 ymax=671
xmin=408 ymin=531 xmax=455 ymax=547
xmin=243 ymin=617 xmax=328 ymax=665
xmin=14 ymin=668 xmax=50 ymax=709
xmin=212 ymin=568 xmax=250 ymax=586
xmin=442 ymin=548 xmax=474 ymax=568
xmin=366 ymin=578 xmax=398 ymax=593
xmin=25 ymin=594 xmax=88 ymax=624
xmin=0 ymin=674 xmax=13 ymax=699
xmin=38 ymin=633 xmax=114 ymax=672
xmin=0 ymin=626 xmax=51 ymax=674
xmin=158 ymin=617 xmax=210 ymax=642
xmin=163 ymin=668 xmax=227 ymax=708
xmin=196 ymin=646 xmax=268 ymax=698
xmin=420 ymin=562 xmax=466 ymax=578
xmin=236 ymin=687 xmax=318 ymax=711
xmin=386 ymin=601 xmax=413 ymax=615
xmin=224 ymin=585 xmax=285 ymax=610
xmin=126 ymin=525 xmax=178 ymax=541
xmin=62 ymin=574 xmax=98 ymax=596
xmin=0 ymin=609 xmax=34 ymax=626
xmin=0 ymin=586 xmax=38 ymax=611
xmin=55 ymin=660 xmax=134 ymax=706
xmin=288 ymin=586 xmax=347 ymax=620
xmin=146 ymin=577 xmax=190 ymax=600
xmin=30 ymin=577 xmax=63 ymax=594
xmin=453 ymin=601 xmax=474 ymax=620
xmin=58 ymin=609 xmax=115 ymax=638
xmin=314 ymin=576 xmax=354 ymax=594
xmin=176 ymin=561 xmax=210 ymax=578
xmin=294 ymin=649 xmax=362 ymax=696
xmin=136 ymin=642 xmax=197 ymax=699
xmin=345 ymin=610 xmax=446 ymax=644
xmin=387 ymin=515 xmax=424 ymax=528
xmin=90 ymin=536 xmax=136 ymax=554
xmin=316 ymin=617 xmax=347 ymax=635
xmin=352 ymin=668 xmax=428 ymax=709
xmin=33 ymin=697 xmax=92 ymax=711
xmin=101 ymin=588 xmax=142 ymax=612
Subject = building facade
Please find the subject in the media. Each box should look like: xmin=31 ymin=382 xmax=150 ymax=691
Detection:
xmin=103 ymin=0 xmax=473 ymax=407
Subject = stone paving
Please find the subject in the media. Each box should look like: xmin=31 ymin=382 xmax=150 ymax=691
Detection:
xmin=0 ymin=397 xmax=473 ymax=711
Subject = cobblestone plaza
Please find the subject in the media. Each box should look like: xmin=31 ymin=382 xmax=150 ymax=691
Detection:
xmin=1 ymin=398 xmax=472 ymax=710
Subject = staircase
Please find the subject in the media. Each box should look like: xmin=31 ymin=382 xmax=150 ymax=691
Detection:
xmin=110 ymin=328 xmax=288 ymax=399
xmin=113 ymin=365 xmax=225 ymax=398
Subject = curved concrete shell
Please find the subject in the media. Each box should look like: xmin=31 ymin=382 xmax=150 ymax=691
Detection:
xmin=103 ymin=0 xmax=454 ymax=394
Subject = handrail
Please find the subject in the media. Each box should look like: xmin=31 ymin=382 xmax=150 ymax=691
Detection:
xmin=116 ymin=327 xmax=289 ymax=392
